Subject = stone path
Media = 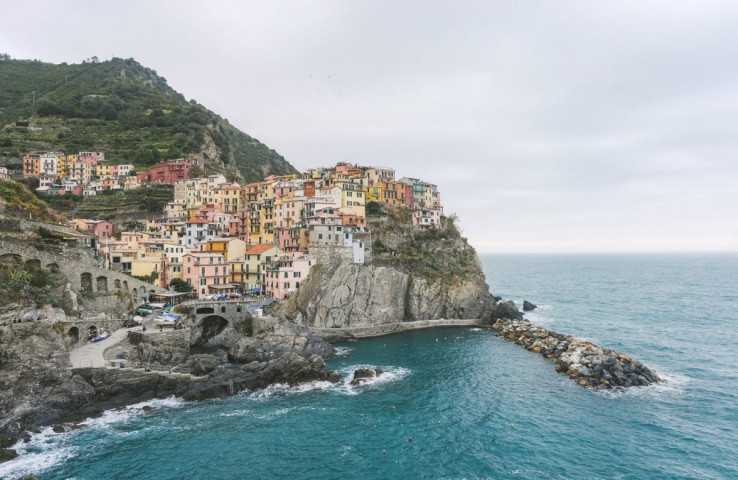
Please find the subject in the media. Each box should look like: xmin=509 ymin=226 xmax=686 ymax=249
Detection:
xmin=311 ymin=318 xmax=486 ymax=338
xmin=69 ymin=328 xmax=129 ymax=368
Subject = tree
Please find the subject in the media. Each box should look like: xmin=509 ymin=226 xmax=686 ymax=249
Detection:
xmin=169 ymin=278 xmax=193 ymax=293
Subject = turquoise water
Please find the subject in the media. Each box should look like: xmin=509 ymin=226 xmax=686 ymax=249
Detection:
xmin=2 ymin=254 xmax=737 ymax=479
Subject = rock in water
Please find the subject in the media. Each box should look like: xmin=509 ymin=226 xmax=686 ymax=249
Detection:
xmin=523 ymin=300 xmax=537 ymax=311
xmin=0 ymin=448 xmax=18 ymax=463
xmin=491 ymin=300 xmax=524 ymax=321
xmin=492 ymin=318 xmax=661 ymax=390
xmin=351 ymin=368 xmax=383 ymax=385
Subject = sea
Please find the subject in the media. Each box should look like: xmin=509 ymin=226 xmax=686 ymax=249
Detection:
xmin=2 ymin=253 xmax=737 ymax=479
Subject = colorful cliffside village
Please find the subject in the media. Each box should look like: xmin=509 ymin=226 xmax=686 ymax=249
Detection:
xmin=17 ymin=154 xmax=442 ymax=299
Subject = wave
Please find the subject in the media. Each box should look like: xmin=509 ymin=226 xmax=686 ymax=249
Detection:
xmin=0 ymin=396 xmax=186 ymax=479
xmin=0 ymin=427 xmax=77 ymax=480
xmin=333 ymin=346 xmax=353 ymax=357
xmin=79 ymin=396 xmax=185 ymax=431
xmin=596 ymin=369 xmax=689 ymax=399
xmin=244 ymin=364 xmax=411 ymax=400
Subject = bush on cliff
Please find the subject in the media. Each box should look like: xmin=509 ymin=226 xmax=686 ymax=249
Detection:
xmin=0 ymin=257 xmax=66 ymax=307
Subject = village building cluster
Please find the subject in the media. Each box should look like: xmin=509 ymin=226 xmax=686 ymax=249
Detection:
xmin=15 ymin=155 xmax=443 ymax=299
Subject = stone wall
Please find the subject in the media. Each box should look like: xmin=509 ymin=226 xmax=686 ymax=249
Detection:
xmin=0 ymin=239 xmax=158 ymax=300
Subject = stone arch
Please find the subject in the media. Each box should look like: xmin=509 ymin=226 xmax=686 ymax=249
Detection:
xmin=196 ymin=307 xmax=215 ymax=315
xmin=24 ymin=258 xmax=41 ymax=270
xmin=88 ymin=325 xmax=98 ymax=339
xmin=46 ymin=262 xmax=60 ymax=273
xmin=114 ymin=279 xmax=121 ymax=289
xmin=123 ymin=280 xmax=129 ymax=291
xmin=132 ymin=288 xmax=138 ymax=299
xmin=0 ymin=253 xmax=22 ymax=264
xmin=195 ymin=315 xmax=229 ymax=346
xmin=68 ymin=327 xmax=79 ymax=345
xmin=81 ymin=273 xmax=93 ymax=292
xmin=96 ymin=276 xmax=108 ymax=293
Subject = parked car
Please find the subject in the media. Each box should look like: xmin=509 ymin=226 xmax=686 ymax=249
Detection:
xmin=135 ymin=306 xmax=154 ymax=316
xmin=123 ymin=318 xmax=137 ymax=328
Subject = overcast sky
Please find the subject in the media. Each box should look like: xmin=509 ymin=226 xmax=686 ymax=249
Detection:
xmin=3 ymin=1 xmax=737 ymax=252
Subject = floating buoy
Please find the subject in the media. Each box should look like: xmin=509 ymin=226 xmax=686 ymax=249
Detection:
xmin=382 ymin=448 xmax=387 ymax=455
xmin=511 ymin=423 xmax=515 ymax=428
xmin=392 ymin=406 xmax=396 ymax=411
xmin=438 ymin=420 xmax=442 ymax=425
xmin=408 ymin=436 xmax=413 ymax=442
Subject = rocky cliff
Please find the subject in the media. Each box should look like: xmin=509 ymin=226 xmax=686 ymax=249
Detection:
xmin=276 ymin=205 xmax=494 ymax=328
xmin=0 ymin=319 xmax=337 ymax=461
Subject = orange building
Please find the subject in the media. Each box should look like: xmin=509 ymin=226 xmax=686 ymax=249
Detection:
xmin=22 ymin=154 xmax=41 ymax=177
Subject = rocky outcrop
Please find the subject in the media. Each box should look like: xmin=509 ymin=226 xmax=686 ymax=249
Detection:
xmin=490 ymin=300 xmax=524 ymax=321
xmin=492 ymin=318 xmax=661 ymax=389
xmin=351 ymin=368 xmax=383 ymax=385
xmin=277 ymin=260 xmax=492 ymax=327
xmin=523 ymin=300 xmax=537 ymax=311
xmin=228 ymin=320 xmax=335 ymax=363
xmin=0 ymin=318 xmax=338 ymax=460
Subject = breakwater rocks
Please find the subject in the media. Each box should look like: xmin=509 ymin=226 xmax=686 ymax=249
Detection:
xmin=492 ymin=318 xmax=661 ymax=389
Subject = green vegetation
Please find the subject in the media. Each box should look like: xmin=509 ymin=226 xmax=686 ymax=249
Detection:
xmin=0 ymin=56 xmax=296 ymax=181
xmin=369 ymin=205 xmax=477 ymax=281
xmin=38 ymin=184 xmax=173 ymax=220
xmin=0 ymin=179 xmax=59 ymax=221
xmin=169 ymin=278 xmax=193 ymax=293
xmin=0 ymin=257 xmax=66 ymax=308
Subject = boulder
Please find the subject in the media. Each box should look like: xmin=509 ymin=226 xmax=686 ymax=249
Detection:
xmin=0 ymin=448 xmax=18 ymax=463
xmin=523 ymin=300 xmax=537 ymax=311
xmin=491 ymin=300 xmax=523 ymax=321
xmin=351 ymin=368 xmax=383 ymax=385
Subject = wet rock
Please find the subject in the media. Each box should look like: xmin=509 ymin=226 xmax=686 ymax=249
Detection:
xmin=523 ymin=300 xmax=537 ymax=311
xmin=52 ymin=425 xmax=65 ymax=433
xmin=141 ymin=405 xmax=155 ymax=412
xmin=492 ymin=300 xmax=523 ymax=321
xmin=492 ymin=318 xmax=661 ymax=390
xmin=0 ymin=448 xmax=18 ymax=463
xmin=351 ymin=368 xmax=383 ymax=385
xmin=19 ymin=431 xmax=32 ymax=443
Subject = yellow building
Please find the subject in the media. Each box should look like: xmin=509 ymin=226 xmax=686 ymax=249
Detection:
xmin=201 ymin=237 xmax=247 ymax=262
xmin=366 ymin=185 xmax=383 ymax=203
xmin=130 ymin=257 xmax=160 ymax=279
xmin=96 ymin=164 xmax=111 ymax=177
xmin=57 ymin=154 xmax=77 ymax=177
xmin=242 ymin=244 xmax=283 ymax=289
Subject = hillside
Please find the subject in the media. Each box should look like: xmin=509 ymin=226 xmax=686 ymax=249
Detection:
xmin=0 ymin=56 xmax=296 ymax=182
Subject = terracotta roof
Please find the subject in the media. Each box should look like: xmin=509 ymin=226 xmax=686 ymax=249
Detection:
xmin=246 ymin=244 xmax=277 ymax=254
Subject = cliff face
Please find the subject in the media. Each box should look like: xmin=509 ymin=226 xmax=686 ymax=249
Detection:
xmin=276 ymin=206 xmax=493 ymax=327
xmin=0 ymin=319 xmax=337 ymax=457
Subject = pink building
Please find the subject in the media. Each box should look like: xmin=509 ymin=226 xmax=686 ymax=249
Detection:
xmin=182 ymin=252 xmax=230 ymax=297
xmin=137 ymin=159 xmax=194 ymax=185
xmin=412 ymin=209 xmax=441 ymax=229
xmin=78 ymin=152 xmax=100 ymax=166
xmin=366 ymin=167 xmax=395 ymax=185
xmin=78 ymin=219 xmax=113 ymax=241
xmin=265 ymin=253 xmax=315 ymax=299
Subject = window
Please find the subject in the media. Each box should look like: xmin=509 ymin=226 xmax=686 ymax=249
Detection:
xmin=284 ymin=272 xmax=288 ymax=278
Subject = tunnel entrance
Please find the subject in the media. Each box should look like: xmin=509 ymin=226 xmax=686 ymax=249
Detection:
xmin=196 ymin=315 xmax=229 ymax=346
xmin=68 ymin=326 xmax=79 ymax=345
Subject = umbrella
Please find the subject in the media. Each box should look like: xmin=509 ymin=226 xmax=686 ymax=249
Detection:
xmin=133 ymin=315 xmax=143 ymax=323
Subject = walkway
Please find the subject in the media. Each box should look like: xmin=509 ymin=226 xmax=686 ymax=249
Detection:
xmin=69 ymin=328 xmax=129 ymax=368
xmin=311 ymin=318 xmax=487 ymax=339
